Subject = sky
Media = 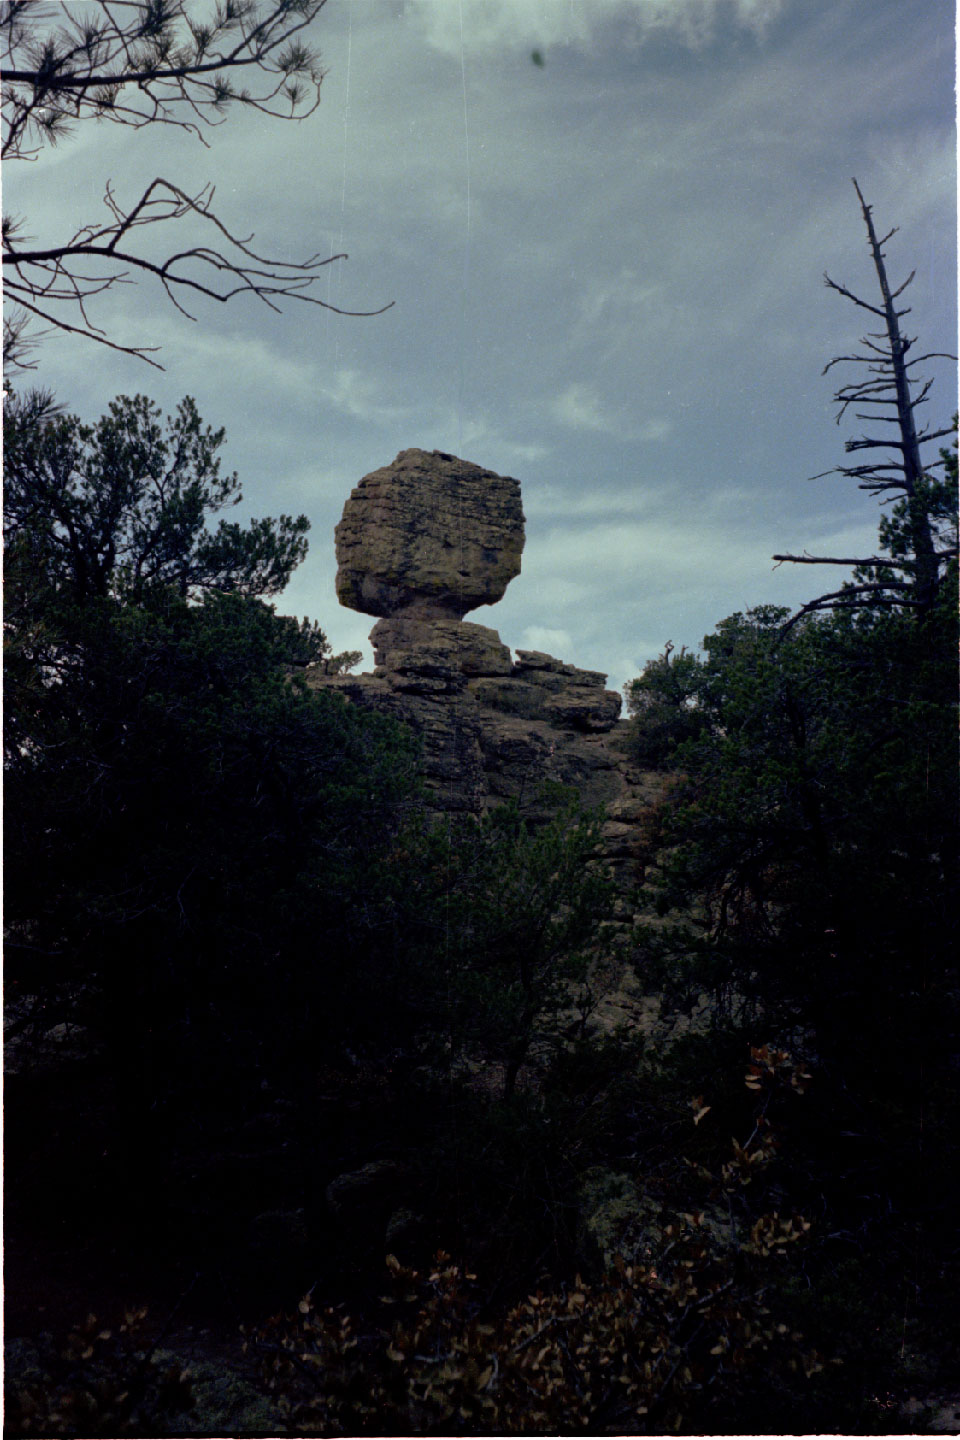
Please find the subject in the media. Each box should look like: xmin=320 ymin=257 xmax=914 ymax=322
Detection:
xmin=5 ymin=0 xmax=957 ymax=695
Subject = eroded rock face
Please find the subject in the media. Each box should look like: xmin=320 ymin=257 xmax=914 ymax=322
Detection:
xmin=371 ymin=614 xmax=513 ymax=680
xmin=335 ymin=448 xmax=525 ymax=619
xmin=315 ymin=450 xmax=667 ymax=920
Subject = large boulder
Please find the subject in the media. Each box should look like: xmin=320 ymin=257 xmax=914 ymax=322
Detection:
xmin=335 ymin=448 xmax=524 ymax=618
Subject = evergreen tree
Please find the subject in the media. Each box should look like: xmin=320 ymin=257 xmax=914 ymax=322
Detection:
xmin=4 ymin=391 xmax=417 ymax=1155
xmin=3 ymin=388 xmax=311 ymax=604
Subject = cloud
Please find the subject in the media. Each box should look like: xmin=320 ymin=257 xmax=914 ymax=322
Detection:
xmin=636 ymin=417 xmax=673 ymax=442
xmin=508 ymin=441 xmax=553 ymax=464
xmin=523 ymin=483 xmax=672 ymax=519
xmin=321 ymin=368 xmax=414 ymax=425
xmin=577 ymin=271 xmax=665 ymax=327
xmin=520 ymin=625 xmax=573 ymax=655
xmin=498 ymin=505 xmax=885 ymax=696
xmin=410 ymin=0 xmax=786 ymax=56
xmin=551 ymin=382 xmax=612 ymax=433
xmin=518 ymin=508 xmax=883 ymax=608
xmin=548 ymin=384 xmax=672 ymax=442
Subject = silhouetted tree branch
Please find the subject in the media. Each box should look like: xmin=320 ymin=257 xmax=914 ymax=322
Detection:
xmin=1 ymin=1 xmax=392 ymax=370
xmin=773 ymin=179 xmax=957 ymax=620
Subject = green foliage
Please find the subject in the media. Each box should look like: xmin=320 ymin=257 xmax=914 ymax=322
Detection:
xmin=623 ymin=412 xmax=958 ymax=1425
xmin=3 ymin=390 xmax=419 ymax=1153
xmin=3 ymin=389 xmax=309 ymax=603
xmin=623 ymin=415 xmax=958 ymax=1420
xmin=627 ymin=438 xmax=957 ymax=1048
xmin=417 ymin=1051 xmax=640 ymax=1287
xmin=624 ymin=642 xmax=706 ymax=767
xmin=295 ymin=796 xmax=631 ymax=1283
xmin=395 ymin=798 xmax=614 ymax=1097
xmin=5 ymin=581 xmax=419 ymax=1109
xmin=632 ymin=598 xmax=957 ymax=1057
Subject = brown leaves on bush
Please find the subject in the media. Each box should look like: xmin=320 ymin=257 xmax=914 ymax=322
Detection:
xmin=5 ymin=1306 xmax=195 ymax=1438
xmin=244 ymin=1042 xmax=826 ymax=1433
xmin=251 ymin=1230 xmax=818 ymax=1433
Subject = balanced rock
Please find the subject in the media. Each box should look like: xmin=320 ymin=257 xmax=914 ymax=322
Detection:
xmin=313 ymin=449 xmax=666 ymax=925
xmin=335 ymin=448 xmax=524 ymax=618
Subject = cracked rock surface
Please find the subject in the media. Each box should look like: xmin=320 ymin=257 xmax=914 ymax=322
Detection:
xmin=334 ymin=448 xmax=525 ymax=619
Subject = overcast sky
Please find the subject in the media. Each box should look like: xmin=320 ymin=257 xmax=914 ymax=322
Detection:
xmin=7 ymin=0 xmax=956 ymax=693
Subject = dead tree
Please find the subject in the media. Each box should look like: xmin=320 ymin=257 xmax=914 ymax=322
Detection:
xmin=1 ymin=0 xmax=391 ymax=371
xmin=773 ymin=179 xmax=957 ymax=622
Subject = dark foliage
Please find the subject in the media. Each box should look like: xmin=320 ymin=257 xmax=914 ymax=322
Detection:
xmin=622 ymin=431 xmax=958 ymax=1432
xmin=3 ymin=388 xmax=312 ymax=603
xmin=3 ymin=392 xmax=419 ymax=1224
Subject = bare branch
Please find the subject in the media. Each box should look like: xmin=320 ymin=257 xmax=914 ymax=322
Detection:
xmin=781 ymin=182 xmax=957 ymax=625
xmin=916 ymin=425 xmax=957 ymax=445
xmin=2 ymin=1 xmax=394 ymax=369
xmin=5 ymin=291 xmax=165 ymax=368
xmin=772 ymin=551 xmax=954 ymax=569
xmin=844 ymin=436 xmax=904 ymax=452
xmin=890 ymin=268 xmax=916 ymax=298
xmin=823 ymin=271 xmax=885 ymax=317
xmin=905 ymin=352 xmax=957 ymax=367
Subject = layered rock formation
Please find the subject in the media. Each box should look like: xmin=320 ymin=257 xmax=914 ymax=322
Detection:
xmin=311 ymin=448 xmax=663 ymax=909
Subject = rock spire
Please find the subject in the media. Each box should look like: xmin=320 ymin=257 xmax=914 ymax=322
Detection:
xmin=313 ymin=449 xmax=662 ymax=933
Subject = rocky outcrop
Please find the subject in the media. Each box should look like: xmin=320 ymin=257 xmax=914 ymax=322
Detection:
xmin=313 ymin=449 xmax=664 ymax=906
xmin=472 ymin=651 xmax=622 ymax=733
xmin=371 ymin=613 xmax=514 ymax=678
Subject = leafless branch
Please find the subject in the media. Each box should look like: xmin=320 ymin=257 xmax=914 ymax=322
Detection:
xmin=843 ymin=437 xmax=904 ymax=452
xmin=779 ymin=584 xmax=928 ymax=635
xmin=823 ymin=272 xmax=884 ymax=318
xmin=773 ymin=553 xmax=913 ymax=569
xmin=778 ymin=180 xmax=957 ymax=624
xmin=3 ymin=175 xmax=393 ymax=369
xmin=2 ymin=1 xmax=394 ymax=369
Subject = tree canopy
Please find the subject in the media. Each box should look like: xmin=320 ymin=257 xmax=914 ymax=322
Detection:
xmin=3 ymin=388 xmax=312 ymax=603
xmin=623 ymin=211 xmax=957 ymax=1394
xmin=4 ymin=388 xmax=416 ymax=1147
